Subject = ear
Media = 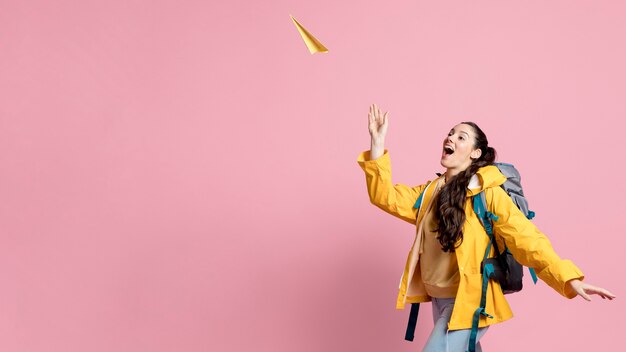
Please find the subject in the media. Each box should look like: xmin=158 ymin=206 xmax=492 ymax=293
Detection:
xmin=470 ymin=148 xmax=482 ymax=160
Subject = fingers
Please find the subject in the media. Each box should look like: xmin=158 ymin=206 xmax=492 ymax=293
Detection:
xmin=369 ymin=103 xmax=388 ymax=122
xmin=585 ymin=286 xmax=616 ymax=300
xmin=577 ymin=287 xmax=592 ymax=301
xmin=374 ymin=103 xmax=380 ymax=122
xmin=369 ymin=104 xmax=377 ymax=122
xmin=575 ymin=282 xmax=617 ymax=302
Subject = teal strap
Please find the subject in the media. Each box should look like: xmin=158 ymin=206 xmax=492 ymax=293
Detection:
xmin=468 ymin=195 xmax=496 ymax=352
xmin=413 ymin=191 xmax=424 ymax=209
xmin=469 ymin=305 xmax=493 ymax=350
xmin=472 ymin=194 xmax=488 ymax=232
xmin=472 ymin=194 xmax=486 ymax=221
xmin=483 ymin=262 xmax=495 ymax=279
xmin=486 ymin=212 xmax=499 ymax=222
xmin=468 ymin=262 xmax=495 ymax=352
xmin=413 ymin=181 xmax=431 ymax=209
xmin=474 ymin=192 xmax=498 ymax=237
xmin=468 ymin=307 xmax=483 ymax=352
xmin=525 ymin=209 xmax=537 ymax=282
xmin=529 ymin=267 xmax=538 ymax=284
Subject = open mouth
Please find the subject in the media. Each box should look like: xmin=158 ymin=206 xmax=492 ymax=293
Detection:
xmin=443 ymin=145 xmax=455 ymax=156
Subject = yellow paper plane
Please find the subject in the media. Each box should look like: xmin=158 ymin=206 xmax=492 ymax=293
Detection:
xmin=290 ymin=15 xmax=329 ymax=54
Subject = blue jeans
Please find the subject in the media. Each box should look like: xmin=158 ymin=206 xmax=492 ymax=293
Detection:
xmin=422 ymin=297 xmax=489 ymax=352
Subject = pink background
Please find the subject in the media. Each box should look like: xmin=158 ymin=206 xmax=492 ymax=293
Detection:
xmin=1 ymin=1 xmax=624 ymax=351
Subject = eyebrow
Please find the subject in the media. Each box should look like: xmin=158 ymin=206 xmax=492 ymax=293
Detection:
xmin=450 ymin=129 xmax=470 ymax=137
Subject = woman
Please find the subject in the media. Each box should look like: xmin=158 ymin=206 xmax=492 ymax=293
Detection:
xmin=357 ymin=104 xmax=615 ymax=352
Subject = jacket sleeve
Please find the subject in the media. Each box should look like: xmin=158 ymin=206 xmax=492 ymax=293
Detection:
xmin=356 ymin=149 xmax=427 ymax=225
xmin=486 ymin=186 xmax=584 ymax=299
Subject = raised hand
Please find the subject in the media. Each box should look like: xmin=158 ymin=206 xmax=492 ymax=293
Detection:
xmin=368 ymin=103 xmax=389 ymax=142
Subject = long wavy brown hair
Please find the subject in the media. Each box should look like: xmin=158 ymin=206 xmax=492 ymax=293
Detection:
xmin=435 ymin=122 xmax=497 ymax=252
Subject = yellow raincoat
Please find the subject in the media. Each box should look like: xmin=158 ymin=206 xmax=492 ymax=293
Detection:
xmin=357 ymin=149 xmax=584 ymax=330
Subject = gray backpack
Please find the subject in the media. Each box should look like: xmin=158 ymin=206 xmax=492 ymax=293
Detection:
xmin=469 ymin=162 xmax=538 ymax=352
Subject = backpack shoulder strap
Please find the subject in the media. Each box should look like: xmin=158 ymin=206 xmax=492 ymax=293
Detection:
xmin=469 ymin=190 xmax=498 ymax=352
xmin=472 ymin=191 xmax=498 ymax=239
xmin=413 ymin=177 xmax=442 ymax=225
xmin=413 ymin=180 xmax=432 ymax=210
xmin=474 ymin=188 xmax=539 ymax=285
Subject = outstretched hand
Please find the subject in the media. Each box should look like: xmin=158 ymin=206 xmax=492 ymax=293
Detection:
xmin=568 ymin=279 xmax=616 ymax=301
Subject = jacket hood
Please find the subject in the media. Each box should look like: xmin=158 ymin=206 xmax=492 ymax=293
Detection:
xmin=466 ymin=165 xmax=507 ymax=196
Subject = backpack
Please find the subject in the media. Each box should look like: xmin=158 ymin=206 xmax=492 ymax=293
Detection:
xmin=467 ymin=162 xmax=538 ymax=352
xmin=404 ymin=163 xmax=538 ymax=350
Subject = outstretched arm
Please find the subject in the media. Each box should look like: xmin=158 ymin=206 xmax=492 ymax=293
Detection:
xmin=488 ymin=186 xmax=614 ymax=301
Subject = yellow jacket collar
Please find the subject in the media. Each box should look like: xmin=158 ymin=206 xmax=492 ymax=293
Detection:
xmin=466 ymin=165 xmax=507 ymax=196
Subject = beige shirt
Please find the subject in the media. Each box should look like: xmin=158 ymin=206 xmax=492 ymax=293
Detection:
xmin=418 ymin=179 xmax=460 ymax=298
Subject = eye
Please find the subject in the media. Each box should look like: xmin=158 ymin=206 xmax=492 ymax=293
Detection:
xmin=459 ymin=135 xmax=464 ymax=140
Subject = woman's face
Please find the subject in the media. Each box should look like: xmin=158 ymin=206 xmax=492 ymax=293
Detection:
xmin=440 ymin=123 xmax=482 ymax=172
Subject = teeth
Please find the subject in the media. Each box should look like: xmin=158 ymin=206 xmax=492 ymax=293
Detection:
xmin=444 ymin=146 xmax=454 ymax=154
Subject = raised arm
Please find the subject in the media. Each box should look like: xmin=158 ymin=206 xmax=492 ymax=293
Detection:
xmin=356 ymin=104 xmax=427 ymax=225
xmin=357 ymin=149 xmax=426 ymax=224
